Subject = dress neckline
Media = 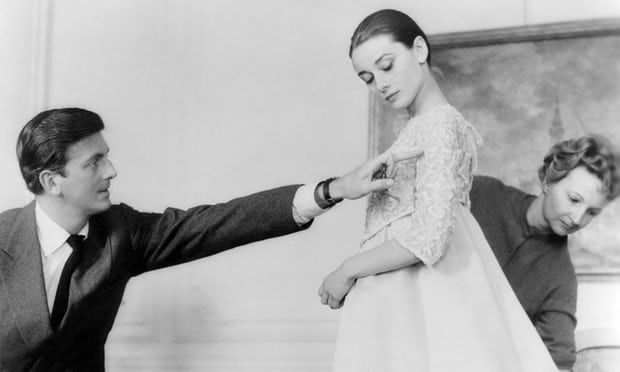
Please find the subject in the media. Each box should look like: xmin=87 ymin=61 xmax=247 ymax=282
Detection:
xmin=405 ymin=103 xmax=454 ymax=127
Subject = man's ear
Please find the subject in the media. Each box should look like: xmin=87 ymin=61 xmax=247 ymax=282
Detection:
xmin=39 ymin=170 xmax=62 ymax=196
xmin=412 ymin=35 xmax=429 ymax=64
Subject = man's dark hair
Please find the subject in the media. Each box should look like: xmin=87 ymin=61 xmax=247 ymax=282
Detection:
xmin=17 ymin=107 xmax=105 ymax=194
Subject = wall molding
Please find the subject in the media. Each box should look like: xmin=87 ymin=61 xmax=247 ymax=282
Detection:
xmin=106 ymin=341 xmax=334 ymax=372
xmin=29 ymin=0 xmax=53 ymax=114
xmin=429 ymin=17 xmax=620 ymax=49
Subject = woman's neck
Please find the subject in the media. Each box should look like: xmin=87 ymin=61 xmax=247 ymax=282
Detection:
xmin=526 ymin=195 xmax=552 ymax=233
xmin=407 ymin=74 xmax=447 ymax=117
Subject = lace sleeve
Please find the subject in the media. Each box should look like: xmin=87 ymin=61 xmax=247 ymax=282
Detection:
xmin=392 ymin=122 xmax=463 ymax=267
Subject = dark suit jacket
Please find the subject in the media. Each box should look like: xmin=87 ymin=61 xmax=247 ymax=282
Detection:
xmin=0 ymin=185 xmax=309 ymax=371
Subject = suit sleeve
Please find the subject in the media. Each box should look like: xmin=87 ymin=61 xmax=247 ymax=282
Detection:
xmin=119 ymin=185 xmax=311 ymax=274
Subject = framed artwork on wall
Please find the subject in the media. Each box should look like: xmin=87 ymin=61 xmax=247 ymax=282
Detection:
xmin=368 ymin=18 xmax=620 ymax=278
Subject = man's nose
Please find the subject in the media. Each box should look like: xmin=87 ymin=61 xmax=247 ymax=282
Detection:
xmin=103 ymin=158 xmax=117 ymax=179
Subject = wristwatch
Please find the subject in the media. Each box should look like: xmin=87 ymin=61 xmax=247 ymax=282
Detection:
xmin=314 ymin=177 xmax=344 ymax=209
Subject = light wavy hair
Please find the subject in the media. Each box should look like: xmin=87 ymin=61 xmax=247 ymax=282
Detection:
xmin=538 ymin=135 xmax=620 ymax=200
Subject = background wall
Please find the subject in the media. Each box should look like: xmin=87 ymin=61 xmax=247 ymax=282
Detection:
xmin=1 ymin=0 xmax=619 ymax=370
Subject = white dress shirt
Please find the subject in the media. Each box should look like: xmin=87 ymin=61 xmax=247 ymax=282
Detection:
xmin=292 ymin=183 xmax=328 ymax=224
xmin=35 ymin=203 xmax=89 ymax=314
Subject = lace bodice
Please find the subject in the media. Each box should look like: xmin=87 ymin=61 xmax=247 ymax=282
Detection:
xmin=362 ymin=104 xmax=482 ymax=266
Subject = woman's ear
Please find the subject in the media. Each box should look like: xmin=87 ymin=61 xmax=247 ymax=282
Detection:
xmin=412 ymin=35 xmax=429 ymax=64
xmin=39 ymin=170 xmax=63 ymax=196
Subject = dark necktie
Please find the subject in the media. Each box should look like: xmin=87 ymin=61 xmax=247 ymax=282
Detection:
xmin=50 ymin=234 xmax=84 ymax=330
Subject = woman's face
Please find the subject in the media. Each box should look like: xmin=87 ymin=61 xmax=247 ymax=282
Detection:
xmin=543 ymin=166 xmax=609 ymax=235
xmin=351 ymin=34 xmax=425 ymax=110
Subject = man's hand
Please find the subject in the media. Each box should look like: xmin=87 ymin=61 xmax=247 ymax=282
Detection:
xmin=329 ymin=150 xmax=423 ymax=200
xmin=318 ymin=264 xmax=357 ymax=309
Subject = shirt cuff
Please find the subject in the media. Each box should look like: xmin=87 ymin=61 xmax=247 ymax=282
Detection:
xmin=292 ymin=183 xmax=327 ymax=225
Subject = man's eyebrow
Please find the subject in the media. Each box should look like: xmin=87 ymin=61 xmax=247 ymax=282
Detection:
xmin=81 ymin=148 xmax=109 ymax=164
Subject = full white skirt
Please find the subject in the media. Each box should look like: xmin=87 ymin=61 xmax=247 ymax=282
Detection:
xmin=332 ymin=206 xmax=558 ymax=372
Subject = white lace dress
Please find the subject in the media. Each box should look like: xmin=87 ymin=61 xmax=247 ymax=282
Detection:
xmin=332 ymin=105 xmax=558 ymax=372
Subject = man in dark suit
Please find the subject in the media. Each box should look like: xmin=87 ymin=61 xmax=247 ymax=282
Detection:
xmin=0 ymin=107 xmax=410 ymax=371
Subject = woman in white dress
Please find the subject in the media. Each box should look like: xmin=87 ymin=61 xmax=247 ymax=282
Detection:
xmin=318 ymin=9 xmax=559 ymax=371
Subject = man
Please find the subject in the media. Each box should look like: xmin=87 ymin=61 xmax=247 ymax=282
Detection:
xmin=0 ymin=107 xmax=417 ymax=371
xmin=470 ymin=136 xmax=620 ymax=371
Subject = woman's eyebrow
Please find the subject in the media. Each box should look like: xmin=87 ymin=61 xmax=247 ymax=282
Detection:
xmin=374 ymin=53 xmax=392 ymax=65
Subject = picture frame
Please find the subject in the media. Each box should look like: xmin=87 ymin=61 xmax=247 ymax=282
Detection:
xmin=368 ymin=18 xmax=620 ymax=278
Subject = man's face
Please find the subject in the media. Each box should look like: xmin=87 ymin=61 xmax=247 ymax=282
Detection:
xmin=543 ymin=166 xmax=609 ymax=236
xmin=54 ymin=132 xmax=117 ymax=217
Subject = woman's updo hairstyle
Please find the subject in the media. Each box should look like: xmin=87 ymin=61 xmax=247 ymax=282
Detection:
xmin=538 ymin=135 xmax=620 ymax=200
xmin=349 ymin=9 xmax=432 ymax=65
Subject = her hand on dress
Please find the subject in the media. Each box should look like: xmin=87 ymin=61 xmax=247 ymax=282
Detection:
xmin=318 ymin=265 xmax=357 ymax=309
xmin=329 ymin=150 xmax=423 ymax=200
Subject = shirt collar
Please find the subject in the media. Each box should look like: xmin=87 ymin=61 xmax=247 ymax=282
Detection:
xmin=35 ymin=202 xmax=89 ymax=258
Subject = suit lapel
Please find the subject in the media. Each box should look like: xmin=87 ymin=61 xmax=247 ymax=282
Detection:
xmin=0 ymin=202 xmax=53 ymax=350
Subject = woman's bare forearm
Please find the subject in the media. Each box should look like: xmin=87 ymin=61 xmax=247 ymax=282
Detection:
xmin=341 ymin=239 xmax=420 ymax=280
